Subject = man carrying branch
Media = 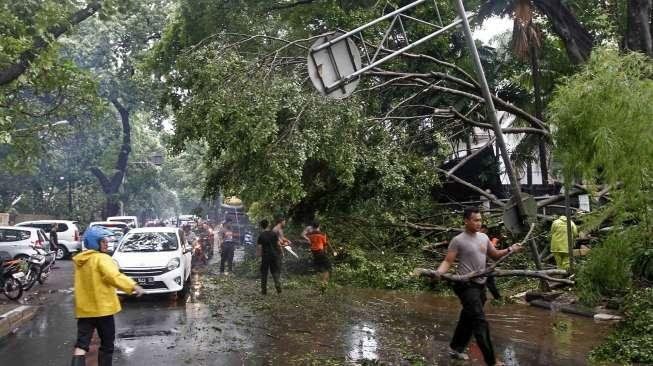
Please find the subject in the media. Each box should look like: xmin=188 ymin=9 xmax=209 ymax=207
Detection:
xmin=432 ymin=207 xmax=523 ymax=365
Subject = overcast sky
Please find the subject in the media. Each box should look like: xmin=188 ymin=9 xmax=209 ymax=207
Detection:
xmin=473 ymin=16 xmax=512 ymax=46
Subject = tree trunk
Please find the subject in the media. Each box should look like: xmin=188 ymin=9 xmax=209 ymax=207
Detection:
xmin=529 ymin=44 xmax=549 ymax=187
xmin=90 ymin=98 xmax=131 ymax=217
xmin=625 ymin=0 xmax=653 ymax=57
xmin=532 ymin=0 xmax=593 ymax=64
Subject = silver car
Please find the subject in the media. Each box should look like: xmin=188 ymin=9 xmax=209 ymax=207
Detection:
xmin=0 ymin=226 xmax=56 ymax=260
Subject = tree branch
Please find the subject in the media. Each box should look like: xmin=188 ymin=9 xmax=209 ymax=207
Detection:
xmin=450 ymin=107 xmax=550 ymax=136
xmin=0 ymin=1 xmax=103 ymax=86
xmin=109 ymin=98 xmax=131 ymax=193
xmin=435 ymin=168 xmax=505 ymax=207
xmin=414 ymin=268 xmax=574 ymax=285
xmin=90 ymin=167 xmax=110 ymax=193
xmin=265 ymin=0 xmax=317 ymax=11
xmin=447 ymin=136 xmax=497 ymax=177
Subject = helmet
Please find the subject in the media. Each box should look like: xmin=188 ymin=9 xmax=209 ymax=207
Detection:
xmin=84 ymin=226 xmax=114 ymax=251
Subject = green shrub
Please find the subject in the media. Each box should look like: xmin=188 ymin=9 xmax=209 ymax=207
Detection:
xmin=576 ymin=230 xmax=636 ymax=305
xmin=333 ymin=247 xmax=435 ymax=291
xmin=590 ymin=288 xmax=653 ymax=364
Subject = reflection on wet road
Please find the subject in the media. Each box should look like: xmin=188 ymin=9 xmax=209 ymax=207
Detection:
xmin=0 ymin=249 xmax=614 ymax=365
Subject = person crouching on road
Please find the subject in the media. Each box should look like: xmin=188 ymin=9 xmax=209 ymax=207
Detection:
xmin=304 ymin=221 xmax=331 ymax=291
xmin=257 ymin=219 xmax=283 ymax=295
xmin=71 ymin=227 xmax=144 ymax=366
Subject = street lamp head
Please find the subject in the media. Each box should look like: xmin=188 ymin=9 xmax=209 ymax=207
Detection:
xmin=149 ymin=152 xmax=164 ymax=166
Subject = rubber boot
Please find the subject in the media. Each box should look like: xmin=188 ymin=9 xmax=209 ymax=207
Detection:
xmin=98 ymin=351 xmax=113 ymax=366
xmin=70 ymin=355 xmax=85 ymax=366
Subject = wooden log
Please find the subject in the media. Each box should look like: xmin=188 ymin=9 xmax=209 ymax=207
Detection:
xmin=528 ymin=299 xmax=595 ymax=318
xmin=413 ymin=268 xmax=573 ymax=285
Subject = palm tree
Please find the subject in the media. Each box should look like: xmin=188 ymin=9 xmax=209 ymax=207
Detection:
xmin=479 ymin=0 xmax=550 ymax=188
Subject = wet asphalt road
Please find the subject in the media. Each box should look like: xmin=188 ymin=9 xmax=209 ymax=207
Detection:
xmin=0 ymin=248 xmax=245 ymax=366
xmin=0 ymin=247 xmax=615 ymax=366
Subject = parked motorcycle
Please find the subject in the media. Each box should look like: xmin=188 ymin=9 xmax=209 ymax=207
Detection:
xmin=22 ymin=245 xmax=53 ymax=291
xmin=0 ymin=251 xmax=25 ymax=300
xmin=37 ymin=245 xmax=56 ymax=285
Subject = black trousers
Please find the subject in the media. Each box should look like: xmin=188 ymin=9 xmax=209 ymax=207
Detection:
xmin=450 ymin=283 xmax=496 ymax=365
xmin=261 ymin=255 xmax=281 ymax=294
xmin=75 ymin=315 xmax=115 ymax=354
xmin=220 ymin=243 xmax=235 ymax=273
xmin=486 ymin=275 xmax=501 ymax=299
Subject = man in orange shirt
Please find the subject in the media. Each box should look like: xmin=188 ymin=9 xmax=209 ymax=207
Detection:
xmin=303 ymin=221 xmax=331 ymax=290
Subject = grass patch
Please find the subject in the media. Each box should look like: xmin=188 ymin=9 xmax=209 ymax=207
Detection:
xmin=589 ymin=288 xmax=653 ymax=364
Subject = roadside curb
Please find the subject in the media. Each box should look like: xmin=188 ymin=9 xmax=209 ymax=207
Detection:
xmin=0 ymin=305 xmax=39 ymax=340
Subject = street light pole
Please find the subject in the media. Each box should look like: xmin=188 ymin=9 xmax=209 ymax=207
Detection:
xmin=68 ymin=178 xmax=73 ymax=214
xmin=452 ymin=0 xmax=526 ymax=218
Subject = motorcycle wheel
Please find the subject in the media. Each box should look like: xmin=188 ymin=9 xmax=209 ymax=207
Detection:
xmin=23 ymin=266 xmax=40 ymax=291
xmin=3 ymin=277 xmax=24 ymax=300
xmin=38 ymin=266 xmax=51 ymax=284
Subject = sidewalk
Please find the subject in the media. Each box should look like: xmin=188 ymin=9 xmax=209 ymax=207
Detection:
xmin=0 ymin=303 xmax=39 ymax=339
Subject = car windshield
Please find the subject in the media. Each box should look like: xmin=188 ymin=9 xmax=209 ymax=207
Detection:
xmin=118 ymin=232 xmax=178 ymax=252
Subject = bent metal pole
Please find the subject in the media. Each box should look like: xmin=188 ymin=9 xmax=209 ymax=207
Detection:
xmin=452 ymin=0 xmax=526 ymax=218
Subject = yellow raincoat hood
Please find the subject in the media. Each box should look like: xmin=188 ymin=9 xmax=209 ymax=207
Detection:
xmin=73 ymin=250 xmax=136 ymax=318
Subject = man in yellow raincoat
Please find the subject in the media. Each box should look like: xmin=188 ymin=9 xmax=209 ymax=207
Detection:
xmin=71 ymin=226 xmax=144 ymax=366
xmin=550 ymin=216 xmax=577 ymax=270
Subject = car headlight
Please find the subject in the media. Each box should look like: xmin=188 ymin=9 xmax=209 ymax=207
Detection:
xmin=167 ymin=257 xmax=180 ymax=271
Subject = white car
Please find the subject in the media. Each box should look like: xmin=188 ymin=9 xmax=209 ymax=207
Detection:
xmin=15 ymin=220 xmax=81 ymax=259
xmin=107 ymin=216 xmax=139 ymax=229
xmin=112 ymin=228 xmax=192 ymax=295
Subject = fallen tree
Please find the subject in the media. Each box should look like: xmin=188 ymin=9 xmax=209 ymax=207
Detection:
xmin=412 ymin=223 xmax=574 ymax=285
xmin=414 ymin=268 xmax=574 ymax=285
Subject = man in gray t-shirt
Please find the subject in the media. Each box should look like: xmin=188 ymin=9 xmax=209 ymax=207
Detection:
xmin=434 ymin=207 xmax=522 ymax=365
xmin=447 ymin=231 xmax=491 ymax=285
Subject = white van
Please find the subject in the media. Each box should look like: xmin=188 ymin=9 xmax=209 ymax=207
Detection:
xmin=15 ymin=220 xmax=82 ymax=259
xmin=107 ymin=216 xmax=139 ymax=229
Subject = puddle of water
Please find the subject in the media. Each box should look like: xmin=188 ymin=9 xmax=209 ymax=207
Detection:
xmin=348 ymin=323 xmax=378 ymax=361
xmin=256 ymin=287 xmax=614 ymax=365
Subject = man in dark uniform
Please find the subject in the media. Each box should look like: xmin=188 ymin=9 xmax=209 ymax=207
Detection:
xmin=256 ymin=219 xmax=283 ymax=295
xmin=220 ymin=222 xmax=237 ymax=274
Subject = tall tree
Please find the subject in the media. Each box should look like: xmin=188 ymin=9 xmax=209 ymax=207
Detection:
xmin=625 ymin=0 xmax=653 ymax=56
xmin=61 ymin=0 xmax=171 ymax=216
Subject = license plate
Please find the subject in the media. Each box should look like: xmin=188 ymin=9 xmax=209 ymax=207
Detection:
xmin=12 ymin=272 xmax=25 ymax=279
xmin=135 ymin=277 xmax=153 ymax=284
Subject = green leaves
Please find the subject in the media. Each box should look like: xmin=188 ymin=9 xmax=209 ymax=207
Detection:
xmin=550 ymin=48 xmax=653 ymax=198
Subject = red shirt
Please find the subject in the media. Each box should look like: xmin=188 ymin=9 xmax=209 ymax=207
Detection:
xmin=307 ymin=231 xmax=328 ymax=252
